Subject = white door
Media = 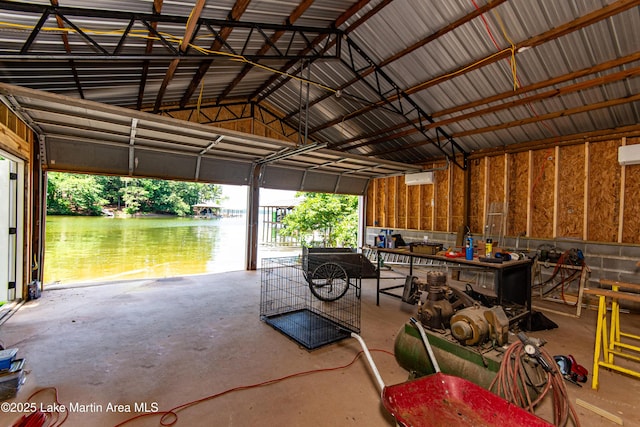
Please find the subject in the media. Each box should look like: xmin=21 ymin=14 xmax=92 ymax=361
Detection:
xmin=0 ymin=154 xmax=20 ymax=302
xmin=0 ymin=158 xmax=10 ymax=302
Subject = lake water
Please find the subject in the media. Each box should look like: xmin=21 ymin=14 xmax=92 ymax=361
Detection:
xmin=44 ymin=215 xmax=300 ymax=285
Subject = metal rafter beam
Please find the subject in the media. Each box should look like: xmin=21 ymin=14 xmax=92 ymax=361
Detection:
xmin=216 ymin=0 xmax=315 ymax=104
xmin=250 ymin=0 xmax=382 ymax=103
xmin=280 ymin=0 xmax=506 ymax=121
xmin=329 ymin=36 xmax=467 ymax=169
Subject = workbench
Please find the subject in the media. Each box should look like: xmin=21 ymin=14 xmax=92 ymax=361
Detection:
xmin=372 ymin=247 xmax=533 ymax=325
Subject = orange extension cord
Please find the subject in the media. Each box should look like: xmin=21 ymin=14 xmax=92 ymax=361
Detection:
xmin=11 ymin=349 xmax=393 ymax=427
xmin=11 ymin=388 xmax=68 ymax=427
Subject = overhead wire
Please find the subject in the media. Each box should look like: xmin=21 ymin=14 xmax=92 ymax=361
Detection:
xmin=491 ymin=7 xmax=519 ymax=91
xmin=470 ymin=0 xmax=558 ymax=196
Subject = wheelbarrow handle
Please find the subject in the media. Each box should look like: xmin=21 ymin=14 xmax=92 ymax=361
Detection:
xmin=410 ymin=317 xmax=441 ymax=373
xmin=350 ymin=332 xmax=386 ymax=393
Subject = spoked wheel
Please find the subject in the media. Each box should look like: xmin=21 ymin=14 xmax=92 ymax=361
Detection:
xmin=309 ymin=262 xmax=349 ymax=301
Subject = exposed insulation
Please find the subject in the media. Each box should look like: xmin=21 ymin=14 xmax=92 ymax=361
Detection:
xmin=588 ymin=139 xmax=621 ymax=242
xmin=420 ymin=184 xmax=434 ymax=230
xmin=388 ymin=177 xmax=397 ymax=228
xmin=407 ymin=184 xmax=420 ymax=229
xmin=557 ymin=145 xmax=585 ymax=238
xmin=469 ymin=158 xmax=485 ymax=233
xmin=622 ymin=137 xmax=640 ymax=243
xmin=451 ymin=163 xmax=465 ymax=232
xmin=434 ymin=168 xmax=449 ymax=231
xmin=398 ymin=176 xmax=407 ymax=229
xmin=530 ymin=149 xmax=555 ymax=238
xmin=507 ymin=152 xmax=528 ymax=236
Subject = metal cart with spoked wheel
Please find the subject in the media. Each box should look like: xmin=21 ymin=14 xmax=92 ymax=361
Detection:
xmin=302 ymin=247 xmax=378 ymax=302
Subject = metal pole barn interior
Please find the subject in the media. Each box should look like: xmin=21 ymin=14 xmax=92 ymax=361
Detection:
xmin=0 ymin=1 xmax=640 ymax=426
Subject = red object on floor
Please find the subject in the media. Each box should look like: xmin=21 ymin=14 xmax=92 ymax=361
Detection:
xmin=382 ymin=372 xmax=553 ymax=427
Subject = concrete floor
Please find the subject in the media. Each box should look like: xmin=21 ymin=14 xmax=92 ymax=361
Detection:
xmin=0 ymin=270 xmax=639 ymax=426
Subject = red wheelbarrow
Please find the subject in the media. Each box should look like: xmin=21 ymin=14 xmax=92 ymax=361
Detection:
xmin=352 ymin=319 xmax=552 ymax=427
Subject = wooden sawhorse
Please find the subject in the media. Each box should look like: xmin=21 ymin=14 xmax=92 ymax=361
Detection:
xmin=584 ymin=280 xmax=640 ymax=390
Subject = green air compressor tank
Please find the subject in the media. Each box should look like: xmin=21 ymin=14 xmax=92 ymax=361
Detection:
xmin=393 ymin=322 xmax=503 ymax=389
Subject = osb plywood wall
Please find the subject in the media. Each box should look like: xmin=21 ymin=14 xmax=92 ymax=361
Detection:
xmin=622 ymin=137 xmax=640 ymax=243
xmin=367 ymin=137 xmax=640 ymax=244
xmin=162 ymin=104 xmax=298 ymax=143
xmin=557 ymin=144 xmax=585 ymax=239
xmin=0 ymin=103 xmax=33 ymax=159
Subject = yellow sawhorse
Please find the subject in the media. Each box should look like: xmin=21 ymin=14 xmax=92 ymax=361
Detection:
xmin=584 ymin=281 xmax=640 ymax=390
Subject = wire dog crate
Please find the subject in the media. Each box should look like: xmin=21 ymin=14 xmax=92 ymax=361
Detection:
xmin=260 ymin=256 xmax=361 ymax=350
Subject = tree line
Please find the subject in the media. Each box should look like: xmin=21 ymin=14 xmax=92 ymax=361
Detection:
xmin=47 ymin=172 xmax=222 ymax=216
xmin=47 ymin=172 xmax=359 ymax=247
xmin=280 ymin=192 xmax=358 ymax=248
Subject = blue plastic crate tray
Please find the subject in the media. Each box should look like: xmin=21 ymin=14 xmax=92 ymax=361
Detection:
xmin=0 ymin=349 xmax=18 ymax=371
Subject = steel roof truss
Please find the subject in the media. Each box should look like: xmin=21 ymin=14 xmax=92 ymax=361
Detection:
xmin=339 ymin=36 xmax=468 ymax=169
xmin=139 ymin=18 xmax=181 ymax=56
xmin=19 ymin=9 xmax=50 ymax=54
xmin=2 ymin=2 xmax=342 ymax=61
xmin=203 ymin=22 xmax=238 ymax=56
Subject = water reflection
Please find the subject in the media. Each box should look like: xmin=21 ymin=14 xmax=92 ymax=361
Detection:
xmin=44 ymin=216 xmax=299 ymax=285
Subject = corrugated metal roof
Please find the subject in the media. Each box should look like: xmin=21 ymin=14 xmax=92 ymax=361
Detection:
xmin=0 ymin=0 xmax=639 ymax=180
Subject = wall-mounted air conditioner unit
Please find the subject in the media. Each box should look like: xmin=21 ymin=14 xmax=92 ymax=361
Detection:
xmin=404 ymin=171 xmax=434 ymax=185
xmin=619 ymin=145 xmax=640 ymax=166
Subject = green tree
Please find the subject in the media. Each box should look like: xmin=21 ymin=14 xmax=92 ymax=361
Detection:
xmin=280 ymin=193 xmax=359 ymax=247
xmin=46 ymin=172 xmax=108 ymax=215
xmin=48 ymin=172 xmax=223 ymax=216
xmin=120 ymin=179 xmax=150 ymax=214
xmin=94 ymin=175 xmax=125 ymax=206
